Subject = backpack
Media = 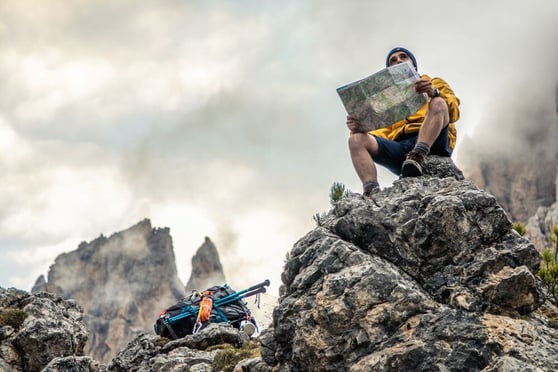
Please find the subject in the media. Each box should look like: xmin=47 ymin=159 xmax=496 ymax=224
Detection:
xmin=154 ymin=283 xmax=262 ymax=339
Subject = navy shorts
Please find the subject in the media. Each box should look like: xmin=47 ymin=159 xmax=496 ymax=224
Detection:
xmin=373 ymin=125 xmax=452 ymax=175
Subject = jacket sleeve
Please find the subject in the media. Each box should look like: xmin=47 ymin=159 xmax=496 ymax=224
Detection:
xmin=432 ymin=77 xmax=460 ymax=123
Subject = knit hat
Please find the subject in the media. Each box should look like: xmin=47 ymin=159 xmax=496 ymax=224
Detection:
xmin=386 ymin=47 xmax=417 ymax=69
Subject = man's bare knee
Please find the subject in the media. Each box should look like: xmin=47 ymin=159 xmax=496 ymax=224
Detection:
xmin=348 ymin=132 xmax=366 ymax=149
xmin=428 ymin=97 xmax=449 ymax=116
xmin=349 ymin=132 xmax=378 ymax=154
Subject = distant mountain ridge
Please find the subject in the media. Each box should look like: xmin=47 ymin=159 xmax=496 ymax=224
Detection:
xmin=460 ymin=83 xmax=558 ymax=251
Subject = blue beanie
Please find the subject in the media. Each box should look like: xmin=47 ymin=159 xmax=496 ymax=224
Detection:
xmin=386 ymin=47 xmax=417 ymax=69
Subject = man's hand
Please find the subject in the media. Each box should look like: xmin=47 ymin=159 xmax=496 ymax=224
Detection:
xmin=346 ymin=115 xmax=361 ymax=133
xmin=415 ymin=79 xmax=437 ymax=98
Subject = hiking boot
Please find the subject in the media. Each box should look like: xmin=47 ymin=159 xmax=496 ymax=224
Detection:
xmin=363 ymin=182 xmax=380 ymax=197
xmin=401 ymin=150 xmax=426 ymax=177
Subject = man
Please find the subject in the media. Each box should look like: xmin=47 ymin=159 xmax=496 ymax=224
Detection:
xmin=347 ymin=47 xmax=460 ymax=196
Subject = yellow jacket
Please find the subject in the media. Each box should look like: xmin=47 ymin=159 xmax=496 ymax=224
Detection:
xmin=370 ymin=74 xmax=460 ymax=150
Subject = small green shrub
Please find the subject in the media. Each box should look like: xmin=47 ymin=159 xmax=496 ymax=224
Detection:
xmin=155 ymin=337 xmax=170 ymax=347
xmin=538 ymin=225 xmax=558 ymax=304
xmin=512 ymin=222 xmax=526 ymax=236
xmin=0 ymin=308 xmax=28 ymax=330
xmin=329 ymin=182 xmax=350 ymax=205
xmin=211 ymin=341 xmax=260 ymax=372
xmin=314 ymin=182 xmax=352 ymax=227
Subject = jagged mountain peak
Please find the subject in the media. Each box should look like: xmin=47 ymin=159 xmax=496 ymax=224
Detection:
xmin=185 ymin=236 xmax=226 ymax=293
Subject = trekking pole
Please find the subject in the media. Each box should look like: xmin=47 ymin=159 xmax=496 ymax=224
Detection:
xmin=214 ymin=286 xmax=267 ymax=307
xmin=224 ymin=279 xmax=270 ymax=299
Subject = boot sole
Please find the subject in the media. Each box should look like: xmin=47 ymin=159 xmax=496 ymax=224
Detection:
xmin=401 ymin=159 xmax=423 ymax=177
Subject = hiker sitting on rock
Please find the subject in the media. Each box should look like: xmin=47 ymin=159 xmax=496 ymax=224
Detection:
xmin=347 ymin=47 xmax=460 ymax=196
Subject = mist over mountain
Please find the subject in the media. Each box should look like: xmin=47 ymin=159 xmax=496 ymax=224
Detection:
xmin=31 ymin=219 xmax=225 ymax=364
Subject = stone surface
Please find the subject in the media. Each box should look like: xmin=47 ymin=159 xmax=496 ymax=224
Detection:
xmin=0 ymin=287 xmax=88 ymax=372
xmin=107 ymin=323 xmax=247 ymax=372
xmin=42 ymin=356 xmax=103 ymax=372
xmin=267 ymin=157 xmax=558 ymax=371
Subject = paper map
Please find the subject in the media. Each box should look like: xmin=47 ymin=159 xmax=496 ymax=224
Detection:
xmin=336 ymin=61 xmax=428 ymax=132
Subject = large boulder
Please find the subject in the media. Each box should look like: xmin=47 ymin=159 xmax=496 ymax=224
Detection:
xmin=267 ymin=156 xmax=558 ymax=371
xmin=107 ymin=323 xmax=267 ymax=372
xmin=0 ymin=287 xmax=89 ymax=372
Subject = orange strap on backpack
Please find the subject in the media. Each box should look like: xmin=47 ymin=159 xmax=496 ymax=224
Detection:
xmin=196 ymin=290 xmax=213 ymax=323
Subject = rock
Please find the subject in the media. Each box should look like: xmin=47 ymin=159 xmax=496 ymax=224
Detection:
xmin=1 ymin=287 xmax=267 ymax=371
xmin=0 ymin=287 xmax=88 ymax=372
xmin=422 ymin=155 xmax=464 ymax=180
xmin=184 ymin=237 xmax=226 ymax=293
xmin=233 ymin=357 xmax=272 ymax=372
xmin=107 ymin=323 xmax=247 ymax=372
xmin=258 ymin=327 xmax=277 ymax=366
xmin=42 ymin=356 xmax=103 ymax=372
xmin=268 ymin=157 xmax=558 ymax=371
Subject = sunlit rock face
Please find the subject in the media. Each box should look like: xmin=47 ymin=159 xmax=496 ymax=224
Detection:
xmin=31 ymin=219 xmax=185 ymax=364
xmin=263 ymin=157 xmax=558 ymax=371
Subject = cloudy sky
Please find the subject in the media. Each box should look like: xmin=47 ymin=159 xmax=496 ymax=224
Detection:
xmin=1 ymin=0 xmax=557 ymax=297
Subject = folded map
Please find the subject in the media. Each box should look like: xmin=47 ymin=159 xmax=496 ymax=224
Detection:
xmin=337 ymin=61 xmax=428 ymax=132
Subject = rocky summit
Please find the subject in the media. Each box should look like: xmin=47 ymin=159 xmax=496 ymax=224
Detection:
xmin=265 ymin=156 xmax=558 ymax=371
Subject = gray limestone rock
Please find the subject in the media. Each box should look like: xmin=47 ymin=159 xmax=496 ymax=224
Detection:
xmin=42 ymin=356 xmax=103 ymax=372
xmin=269 ymin=157 xmax=558 ymax=371
xmin=0 ymin=288 xmax=88 ymax=372
xmin=107 ymin=323 xmax=247 ymax=372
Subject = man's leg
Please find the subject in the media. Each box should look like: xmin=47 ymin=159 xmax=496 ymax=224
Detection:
xmin=348 ymin=132 xmax=381 ymax=195
xmin=401 ymin=97 xmax=450 ymax=177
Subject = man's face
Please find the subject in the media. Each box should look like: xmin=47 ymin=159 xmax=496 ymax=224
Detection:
xmin=388 ymin=51 xmax=412 ymax=67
